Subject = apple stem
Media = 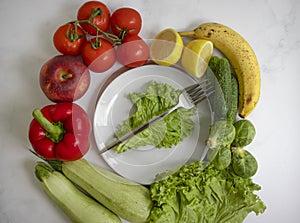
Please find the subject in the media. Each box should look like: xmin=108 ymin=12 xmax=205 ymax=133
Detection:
xmin=32 ymin=109 xmax=65 ymax=143
xmin=62 ymin=73 xmax=73 ymax=80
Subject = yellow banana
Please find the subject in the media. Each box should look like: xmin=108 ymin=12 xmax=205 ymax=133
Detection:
xmin=179 ymin=22 xmax=260 ymax=118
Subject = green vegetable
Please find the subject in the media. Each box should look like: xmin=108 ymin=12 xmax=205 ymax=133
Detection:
xmin=208 ymin=56 xmax=231 ymax=120
xmin=206 ymin=120 xmax=236 ymax=149
xmin=209 ymin=56 xmax=231 ymax=104
xmin=227 ymin=74 xmax=239 ymax=123
xmin=48 ymin=159 xmax=152 ymax=223
xmin=35 ymin=162 xmax=121 ymax=223
xmin=212 ymin=145 xmax=232 ymax=170
xmin=114 ymin=81 xmax=196 ymax=153
xmin=208 ymin=56 xmax=238 ymax=123
xmin=148 ymin=161 xmax=266 ymax=223
xmin=232 ymin=147 xmax=258 ymax=178
xmin=233 ymin=119 xmax=256 ymax=147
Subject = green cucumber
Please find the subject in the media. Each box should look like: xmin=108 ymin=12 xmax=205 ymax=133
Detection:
xmin=227 ymin=74 xmax=239 ymax=123
xmin=208 ymin=56 xmax=238 ymax=123
xmin=35 ymin=162 xmax=121 ymax=223
xmin=213 ymin=57 xmax=232 ymax=105
xmin=206 ymin=63 xmax=222 ymax=119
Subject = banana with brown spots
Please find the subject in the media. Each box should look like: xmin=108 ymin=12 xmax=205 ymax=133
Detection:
xmin=179 ymin=22 xmax=260 ymax=118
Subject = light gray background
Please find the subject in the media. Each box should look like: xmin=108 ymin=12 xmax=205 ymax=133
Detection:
xmin=0 ymin=0 xmax=299 ymax=222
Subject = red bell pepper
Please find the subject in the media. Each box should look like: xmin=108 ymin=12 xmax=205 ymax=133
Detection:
xmin=28 ymin=102 xmax=91 ymax=161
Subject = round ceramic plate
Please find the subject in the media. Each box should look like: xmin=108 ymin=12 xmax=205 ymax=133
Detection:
xmin=93 ymin=64 xmax=213 ymax=184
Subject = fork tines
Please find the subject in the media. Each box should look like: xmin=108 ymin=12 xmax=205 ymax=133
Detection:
xmin=184 ymin=79 xmax=214 ymax=105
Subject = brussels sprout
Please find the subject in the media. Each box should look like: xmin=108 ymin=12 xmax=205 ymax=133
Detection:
xmin=232 ymin=148 xmax=258 ymax=178
xmin=206 ymin=120 xmax=236 ymax=149
xmin=205 ymin=147 xmax=219 ymax=162
xmin=233 ymin=119 xmax=256 ymax=147
xmin=212 ymin=145 xmax=232 ymax=170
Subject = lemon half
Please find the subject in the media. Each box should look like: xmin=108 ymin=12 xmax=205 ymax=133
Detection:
xmin=181 ymin=39 xmax=213 ymax=78
xmin=150 ymin=28 xmax=183 ymax=66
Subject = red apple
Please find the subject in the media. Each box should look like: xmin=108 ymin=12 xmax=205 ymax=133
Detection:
xmin=40 ymin=55 xmax=90 ymax=102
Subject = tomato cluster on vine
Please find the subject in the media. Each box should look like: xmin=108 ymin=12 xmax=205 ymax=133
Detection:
xmin=53 ymin=1 xmax=149 ymax=73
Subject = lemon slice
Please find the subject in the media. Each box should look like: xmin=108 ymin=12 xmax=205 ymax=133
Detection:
xmin=181 ymin=39 xmax=213 ymax=78
xmin=150 ymin=28 xmax=183 ymax=66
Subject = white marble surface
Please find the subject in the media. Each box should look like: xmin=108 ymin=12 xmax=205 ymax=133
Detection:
xmin=0 ymin=0 xmax=299 ymax=222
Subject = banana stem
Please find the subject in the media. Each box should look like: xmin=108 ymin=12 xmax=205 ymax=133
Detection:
xmin=178 ymin=31 xmax=196 ymax=38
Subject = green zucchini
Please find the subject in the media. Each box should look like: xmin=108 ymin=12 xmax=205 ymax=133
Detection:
xmin=35 ymin=162 xmax=121 ymax=223
xmin=49 ymin=159 xmax=153 ymax=223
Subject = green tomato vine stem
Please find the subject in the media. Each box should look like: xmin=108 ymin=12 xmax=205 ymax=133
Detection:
xmin=65 ymin=7 xmax=123 ymax=47
xmin=65 ymin=23 xmax=84 ymax=42
xmin=68 ymin=19 xmax=122 ymax=47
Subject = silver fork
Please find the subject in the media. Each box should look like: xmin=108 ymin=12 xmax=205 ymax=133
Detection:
xmin=98 ymin=79 xmax=214 ymax=155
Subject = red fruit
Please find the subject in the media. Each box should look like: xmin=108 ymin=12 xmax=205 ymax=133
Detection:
xmin=53 ymin=23 xmax=86 ymax=56
xmin=81 ymin=38 xmax=116 ymax=73
xmin=40 ymin=55 xmax=90 ymax=102
xmin=77 ymin=1 xmax=111 ymax=35
xmin=116 ymin=35 xmax=149 ymax=68
xmin=110 ymin=7 xmax=142 ymax=37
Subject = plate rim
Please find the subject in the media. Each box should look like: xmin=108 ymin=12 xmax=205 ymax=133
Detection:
xmin=92 ymin=62 xmax=214 ymax=184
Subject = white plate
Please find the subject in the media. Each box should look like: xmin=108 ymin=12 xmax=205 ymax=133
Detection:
xmin=93 ymin=64 xmax=213 ymax=184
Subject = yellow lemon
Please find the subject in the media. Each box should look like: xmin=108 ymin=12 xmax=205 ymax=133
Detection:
xmin=181 ymin=39 xmax=213 ymax=78
xmin=150 ymin=28 xmax=183 ymax=66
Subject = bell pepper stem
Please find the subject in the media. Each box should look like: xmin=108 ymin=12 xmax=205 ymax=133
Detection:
xmin=32 ymin=109 xmax=64 ymax=143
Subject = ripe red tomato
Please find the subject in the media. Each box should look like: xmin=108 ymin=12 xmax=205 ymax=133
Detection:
xmin=53 ymin=23 xmax=86 ymax=56
xmin=81 ymin=38 xmax=116 ymax=73
xmin=110 ymin=8 xmax=142 ymax=37
xmin=77 ymin=1 xmax=110 ymax=35
xmin=116 ymin=35 xmax=149 ymax=68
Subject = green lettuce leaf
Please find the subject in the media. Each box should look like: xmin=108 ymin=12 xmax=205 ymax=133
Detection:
xmin=148 ymin=162 xmax=266 ymax=223
xmin=114 ymin=81 xmax=196 ymax=153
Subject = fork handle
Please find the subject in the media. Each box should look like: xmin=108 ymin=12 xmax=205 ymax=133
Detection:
xmin=98 ymin=107 xmax=177 ymax=155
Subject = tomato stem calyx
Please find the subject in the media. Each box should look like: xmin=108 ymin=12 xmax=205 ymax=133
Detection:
xmin=90 ymin=8 xmax=103 ymax=19
xmin=66 ymin=23 xmax=85 ymax=42
xmin=91 ymin=37 xmax=102 ymax=49
xmin=115 ymin=25 xmax=135 ymax=42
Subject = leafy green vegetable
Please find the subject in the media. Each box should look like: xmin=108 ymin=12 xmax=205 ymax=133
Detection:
xmin=233 ymin=119 xmax=256 ymax=147
xmin=212 ymin=145 xmax=232 ymax=170
xmin=114 ymin=81 xmax=196 ymax=153
xmin=149 ymin=161 xmax=266 ymax=223
xmin=232 ymin=148 xmax=258 ymax=178
xmin=206 ymin=120 xmax=236 ymax=149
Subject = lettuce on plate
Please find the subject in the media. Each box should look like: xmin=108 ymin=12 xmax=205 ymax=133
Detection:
xmin=114 ymin=81 xmax=196 ymax=153
xmin=149 ymin=161 xmax=266 ymax=223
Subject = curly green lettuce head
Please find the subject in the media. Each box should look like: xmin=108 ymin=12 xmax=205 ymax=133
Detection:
xmin=148 ymin=161 xmax=266 ymax=223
